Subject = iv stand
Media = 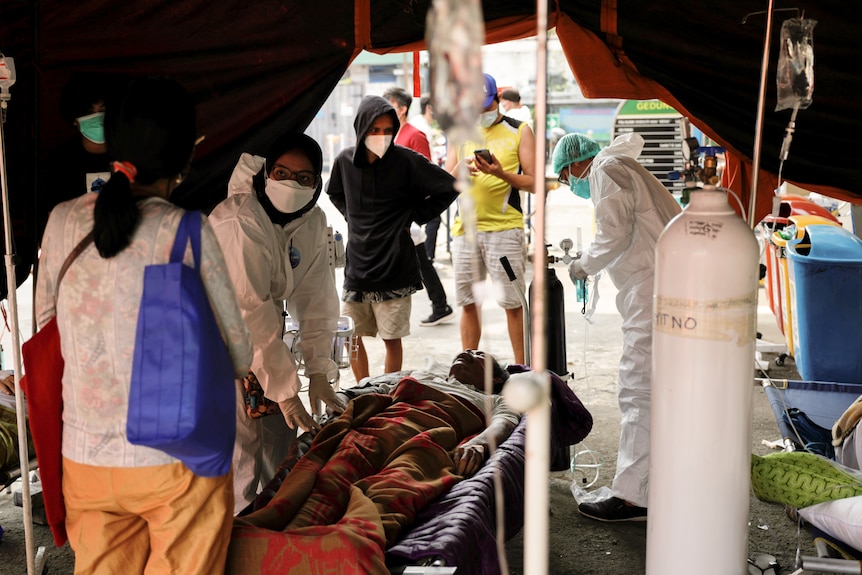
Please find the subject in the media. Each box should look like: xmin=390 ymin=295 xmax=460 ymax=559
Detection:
xmin=0 ymin=53 xmax=45 ymax=575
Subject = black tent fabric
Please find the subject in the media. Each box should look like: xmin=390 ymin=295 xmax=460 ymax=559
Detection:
xmin=1 ymin=0 xmax=860 ymax=294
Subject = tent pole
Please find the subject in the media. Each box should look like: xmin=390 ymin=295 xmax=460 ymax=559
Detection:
xmin=748 ymin=0 xmax=776 ymax=228
xmin=0 ymin=72 xmax=37 ymax=575
xmin=522 ymin=2 xmax=551 ymax=574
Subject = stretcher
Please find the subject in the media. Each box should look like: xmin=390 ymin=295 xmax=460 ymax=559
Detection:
xmin=760 ymin=377 xmax=862 ymax=574
xmin=228 ymin=364 xmax=592 ymax=575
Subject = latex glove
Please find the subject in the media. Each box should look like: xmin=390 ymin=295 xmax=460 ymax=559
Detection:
xmin=568 ymin=257 xmax=588 ymax=282
xmin=308 ymin=373 xmax=347 ymax=416
xmin=278 ymin=396 xmax=319 ymax=433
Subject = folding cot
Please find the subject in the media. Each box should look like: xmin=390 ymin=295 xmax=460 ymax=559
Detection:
xmin=761 ymin=377 xmax=862 ymax=574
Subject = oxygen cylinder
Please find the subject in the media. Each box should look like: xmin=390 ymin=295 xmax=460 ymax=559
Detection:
xmin=529 ymin=263 xmax=569 ymax=471
xmin=529 ymin=266 xmax=567 ymax=377
xmin=646 ymin=186 xmax=759 ymax=575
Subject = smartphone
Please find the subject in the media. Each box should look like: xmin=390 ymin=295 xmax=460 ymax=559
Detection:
xmin=474 ymin=149 xmax=492 ymax=163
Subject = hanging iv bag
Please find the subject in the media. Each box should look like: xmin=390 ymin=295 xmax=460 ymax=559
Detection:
xmin=775 ymin=18 xmax=817 ymax=112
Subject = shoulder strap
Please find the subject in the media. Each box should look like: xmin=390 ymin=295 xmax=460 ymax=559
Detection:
xmin=57 ymin=231 xmax=95 ymax=288
xmin=169 ymin=211 xmax=202 ymax=269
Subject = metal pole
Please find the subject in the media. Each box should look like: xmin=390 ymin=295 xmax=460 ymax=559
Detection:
xmin=523 ymin=2 xmax=551 ymax=574
xmin=0 ymin=74 xmax=37 ymax=575
xmin=747 ymin=0 xmax=776 ymax=228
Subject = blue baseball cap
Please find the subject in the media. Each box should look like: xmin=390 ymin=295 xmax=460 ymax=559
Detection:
xmin=482 ymin=74 xmax=497 ymax=108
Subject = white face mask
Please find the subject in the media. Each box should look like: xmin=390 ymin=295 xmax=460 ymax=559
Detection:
xmin=264 ymin=177 xmax=316 ymax=214
xmin=365 ymin=135 xmax=392 ymax=158
xmin=478 ymin=110 xmax=498 ymax=129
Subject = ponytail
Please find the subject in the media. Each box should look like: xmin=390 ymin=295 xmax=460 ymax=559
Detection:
xmin=92 ymin=77 xmax=196 ymax=259
xmin=93 ymin=167 xmax=140 ymax=258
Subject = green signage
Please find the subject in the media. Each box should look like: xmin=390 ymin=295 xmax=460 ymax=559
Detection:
xmin=617 ymin=99 xmax=679 ymax=116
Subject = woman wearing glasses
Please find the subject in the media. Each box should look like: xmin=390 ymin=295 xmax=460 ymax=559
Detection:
xmin=209 ymin=133 xmax=345 ymax=514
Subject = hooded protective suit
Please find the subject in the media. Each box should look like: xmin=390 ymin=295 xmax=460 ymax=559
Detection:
xmin=570 ymin=133 xmax=681 ymax=508
xmin=209 ymin=152 xmax=339 ymax=512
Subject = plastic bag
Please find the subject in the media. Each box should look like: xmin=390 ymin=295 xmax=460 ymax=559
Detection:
xmin=775 ymin=18 xmax=817 ymax=112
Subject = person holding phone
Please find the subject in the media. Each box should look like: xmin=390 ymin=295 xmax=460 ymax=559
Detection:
xmin=444 ymin=73 xmax=536 ymax=365
xmin=473 ymin=149 xmax=492 ymax=163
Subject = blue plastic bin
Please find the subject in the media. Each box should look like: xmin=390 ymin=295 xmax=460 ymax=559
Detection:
xmin=787 ymin=225 xmax=862 ymax=383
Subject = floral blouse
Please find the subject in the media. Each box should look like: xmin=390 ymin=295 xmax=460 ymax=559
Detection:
xmin=35 ymin=194 xmax=252 ymax=468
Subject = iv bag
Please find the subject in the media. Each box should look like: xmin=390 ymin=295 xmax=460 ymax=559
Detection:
xmin=775 ymin=18 xmax=817 ymax=112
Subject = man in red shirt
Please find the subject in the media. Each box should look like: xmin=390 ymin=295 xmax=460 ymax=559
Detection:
xmin=383 ymin=87 xmax=455 ymax=327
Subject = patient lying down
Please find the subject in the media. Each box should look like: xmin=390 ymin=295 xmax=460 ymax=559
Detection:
xmin=225 ymin=350 xmax=519 ymax=575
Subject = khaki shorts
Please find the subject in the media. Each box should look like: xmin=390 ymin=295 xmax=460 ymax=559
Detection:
xmin=343 ymin=296 xmax=412 ymax=340
xmin=453 ymin=227 xmax=526 ymax=309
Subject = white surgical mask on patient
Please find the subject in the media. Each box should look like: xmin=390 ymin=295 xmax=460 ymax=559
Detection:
xmin=365 ymin=135 xmax=392 ymax=158
xmin=264 ymin=177 xmax=316 ymax=214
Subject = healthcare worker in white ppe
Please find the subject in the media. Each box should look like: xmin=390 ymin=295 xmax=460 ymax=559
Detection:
xmin=552 ymin=132 xmax=681 ymax=522
xmin=209 ymin=133 xmax=346 ymax=514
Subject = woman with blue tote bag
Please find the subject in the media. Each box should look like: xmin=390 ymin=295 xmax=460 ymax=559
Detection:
xmin=34 ymin=76 xmax=252 ymax=574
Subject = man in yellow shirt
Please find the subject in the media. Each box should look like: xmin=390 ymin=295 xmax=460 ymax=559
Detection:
xmin=444 ymin=73 xmax=536 ymax=365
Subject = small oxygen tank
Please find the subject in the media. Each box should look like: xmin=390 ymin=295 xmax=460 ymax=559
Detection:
xmin=646 ymin=186 xmax=759 ymax=575
xmin=529 ymin=262 xmax=569 ymax=471
xmin=528 ymin=262 xmax=567 ymax=378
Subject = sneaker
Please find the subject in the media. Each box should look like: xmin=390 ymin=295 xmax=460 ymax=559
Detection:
xmin=420 ymin=306 xmax=455 ymax=327
xmin=577 ymin=497 xmax=647 ymax=522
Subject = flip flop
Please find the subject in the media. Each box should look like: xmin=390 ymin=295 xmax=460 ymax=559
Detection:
xmin=748 ymin=553 xmax=780 ymax=575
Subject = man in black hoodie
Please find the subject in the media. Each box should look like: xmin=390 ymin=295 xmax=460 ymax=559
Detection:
xmin=326 ymin=95 xmax=458 ymax=382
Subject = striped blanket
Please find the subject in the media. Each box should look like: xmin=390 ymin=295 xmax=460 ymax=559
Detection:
xmin=226 ymin=377 xmax=487 ymax=574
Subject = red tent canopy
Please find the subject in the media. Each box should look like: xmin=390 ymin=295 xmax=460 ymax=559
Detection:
xmin=1 ymin=0 xmax=858 ymax=292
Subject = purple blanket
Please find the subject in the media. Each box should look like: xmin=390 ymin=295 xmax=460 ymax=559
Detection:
xmin=386 ymin=416 xmax=526 ymax=574
xmin=386 ymin=368 xmax=591 ymax=574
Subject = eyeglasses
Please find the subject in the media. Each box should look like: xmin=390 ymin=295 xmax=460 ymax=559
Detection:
xmin=271 ymin=164 xmax=320 ymax=188
xmin=557 ymin=167 xmax=569 ymax=185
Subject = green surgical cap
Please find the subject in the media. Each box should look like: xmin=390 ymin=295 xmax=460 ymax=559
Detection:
xmin=552 ymin=133 xmax=601 ymax=174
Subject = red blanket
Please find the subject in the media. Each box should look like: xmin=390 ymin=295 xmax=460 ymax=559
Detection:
xmin=226 ymin=378 xmax=486 ymax=575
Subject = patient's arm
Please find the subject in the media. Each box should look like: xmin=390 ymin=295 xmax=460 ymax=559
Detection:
xmin=453 ymin=415 xmax=517 ymax=477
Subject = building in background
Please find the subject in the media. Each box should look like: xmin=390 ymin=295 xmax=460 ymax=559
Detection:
xmin=306 ymin=34 xmax=624 ymax=174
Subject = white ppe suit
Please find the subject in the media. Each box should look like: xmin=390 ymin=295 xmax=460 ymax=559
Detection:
xmin=209 ymin=153 xmax=340 ymax=513
xmin=570 ymin=133 xmax=681 ymax=507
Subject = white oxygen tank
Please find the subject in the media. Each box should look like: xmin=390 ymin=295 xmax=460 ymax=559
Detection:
xmin=646 ymin=185 xmax=759 ymax=575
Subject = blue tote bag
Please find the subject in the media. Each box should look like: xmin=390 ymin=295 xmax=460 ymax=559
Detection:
xmin=127 ymin=211 xmax=236 ymax=477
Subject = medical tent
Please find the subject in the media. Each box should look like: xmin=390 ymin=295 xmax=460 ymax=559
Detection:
xmin=0 ymin=0 xmax=860 ymax=292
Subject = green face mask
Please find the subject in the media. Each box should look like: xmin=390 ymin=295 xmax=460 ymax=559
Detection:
xmin=569 ymin=175 xmax=591 ymax=200
xmin=76 ymin=112 xmax=105 ymax=144
xmin=567 ymin=161 xmax=593 ymax=200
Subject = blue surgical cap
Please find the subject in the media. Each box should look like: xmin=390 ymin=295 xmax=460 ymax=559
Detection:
xmin=552 ymin=133 xmax=601 ymax=174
